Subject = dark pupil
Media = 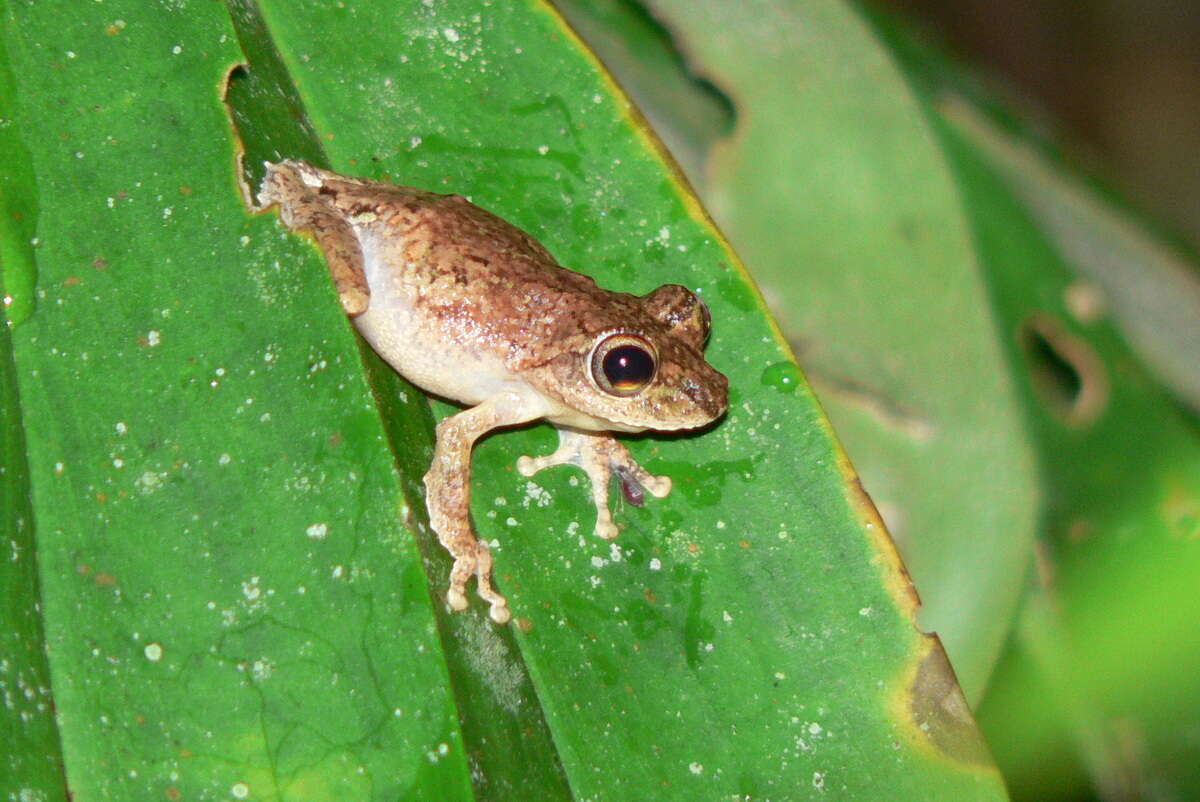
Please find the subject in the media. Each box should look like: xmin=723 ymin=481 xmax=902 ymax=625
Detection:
xmin=603 ymin=345 xmax=654 ymax=389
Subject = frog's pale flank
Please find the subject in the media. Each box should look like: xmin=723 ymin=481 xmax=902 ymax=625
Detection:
xmin=258 ymin=160 xmax=728 ymax=624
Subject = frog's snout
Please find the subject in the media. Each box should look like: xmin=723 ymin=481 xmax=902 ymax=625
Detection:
xmin=680 ymin=368 xmax=729 ymax=426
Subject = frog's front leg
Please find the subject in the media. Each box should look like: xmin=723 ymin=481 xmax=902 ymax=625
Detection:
xmin=424 ymin=391 xmax=544 ymax=624
xmin=517 ymin=429 xmax=672 ymax=540
xmin=258 ymin=160 xmax=371 ymax=316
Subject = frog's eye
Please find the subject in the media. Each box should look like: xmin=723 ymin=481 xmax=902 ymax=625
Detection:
xmin=591 ymin=334 xmax=657 ymax=397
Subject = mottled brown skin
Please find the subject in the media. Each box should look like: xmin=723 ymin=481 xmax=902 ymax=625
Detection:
xmin=258 ymin=160 xmax=728 ymax=623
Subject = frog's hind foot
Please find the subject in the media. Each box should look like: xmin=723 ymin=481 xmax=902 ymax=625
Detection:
xmin=424 ymin=395 xmax=543 ymax=625
xmin=443 ymin=539 xmax=511 ymax=624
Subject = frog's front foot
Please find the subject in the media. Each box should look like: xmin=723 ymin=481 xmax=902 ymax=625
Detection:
xmin=517 ymin=429 xmax=671 ymax=540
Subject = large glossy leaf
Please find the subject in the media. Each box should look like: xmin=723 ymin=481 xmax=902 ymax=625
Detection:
xmin=848 ymin=7 xmax=1200 ymax=797
xmin=2 ymin=0 xmax=1001 ymax=797
xmin=859 ymin=3 xmax=1200 ymax=414
xmin=1 ymin=287 xmax=61 ymax=796
xmin=1 ymin=22 xmax=64 ymax=798
xmin=3 ymin=3 xmax=473 ymax=799
xmin=931 ymin=105 xmax=1200 ymax=802
xmin=556 ymin=0 xmax=1038 ymax=706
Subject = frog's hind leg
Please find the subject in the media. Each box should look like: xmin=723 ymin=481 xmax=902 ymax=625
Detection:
xmin=423 ymin=391 xmax=544 ymax=624
xmin=258 ymin=161 xmax=370 ymax=316
xmin=517 ymin=429 xmax=671 ymax=540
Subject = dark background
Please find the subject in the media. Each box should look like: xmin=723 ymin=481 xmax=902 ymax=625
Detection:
xmin=878 ymin=0 xmax=1200 ymax=253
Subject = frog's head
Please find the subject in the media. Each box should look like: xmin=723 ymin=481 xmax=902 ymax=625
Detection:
xmin=544 ymin=285 xmax=729 ymax=433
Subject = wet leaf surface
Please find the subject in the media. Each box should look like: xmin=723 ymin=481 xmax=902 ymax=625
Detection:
xmin=1 ymin=0 xmax=1001 ymax=798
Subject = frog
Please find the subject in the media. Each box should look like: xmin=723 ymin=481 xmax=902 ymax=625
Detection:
xmin=257 ymin=160 xmax=728 ymax=624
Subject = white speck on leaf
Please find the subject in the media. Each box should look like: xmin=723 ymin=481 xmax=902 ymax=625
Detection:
xmin=522 ymin=481 xmax=552 ymax=508
xmin=460 ymin=615 xmax=526 ymax=713
xmin=135 ymin=470 xmax=166 ymax=494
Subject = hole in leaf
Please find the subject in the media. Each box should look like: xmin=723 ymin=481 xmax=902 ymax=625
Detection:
xmin=1019 ymin=313 xmax=1108 ymax=426
xmin=220 ymin=0 xmax=329 ymax=207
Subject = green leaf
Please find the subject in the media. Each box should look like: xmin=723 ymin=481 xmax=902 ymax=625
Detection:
xmin=3 ymin=4 xmax=473 ymax=799
xmin=1 ymin=289 xmax=62 ymax=800
xmin=2 ymin=0 xmax=1000 ymax=798
xmin=556 ymin=0 xmax=1038 ymax=707
xmin=838 ymin=8 xmax=1200 ymax=794
xmin=0 ymin=17 xmax=67 ymax=800
xmin=932 ymin=106 xmax=1200 ymax=801
xmin=859 ymin=3 xmax=1200 ymax=414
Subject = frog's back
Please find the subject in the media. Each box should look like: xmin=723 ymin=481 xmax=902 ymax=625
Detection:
xmin=331 ymin=176 xmax=639 ymax=405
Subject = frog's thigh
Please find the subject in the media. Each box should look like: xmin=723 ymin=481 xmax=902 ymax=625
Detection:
xmin=260 ymin=164 xmax=370 ymax=317
xmin=307 ymin=212 xmax=370 ymax=316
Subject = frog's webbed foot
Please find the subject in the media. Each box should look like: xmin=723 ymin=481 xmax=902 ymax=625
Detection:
xmin=258 ymin=160 xmax=371 ymax=317
xmin=424 ymin=391 xmax=544 ymax=624
xmin=517 ymin=429 xmax=671 ymax=540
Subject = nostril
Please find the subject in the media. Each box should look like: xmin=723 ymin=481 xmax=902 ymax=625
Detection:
xmin=680 ymin=378 xmax=707 ymax=404
xmin=680 ymin=376 xmax=725 ymax=417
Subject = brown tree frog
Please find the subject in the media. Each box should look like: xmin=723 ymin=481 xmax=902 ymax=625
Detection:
xmin=258 ymin=160 xmax=728 ymax=623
